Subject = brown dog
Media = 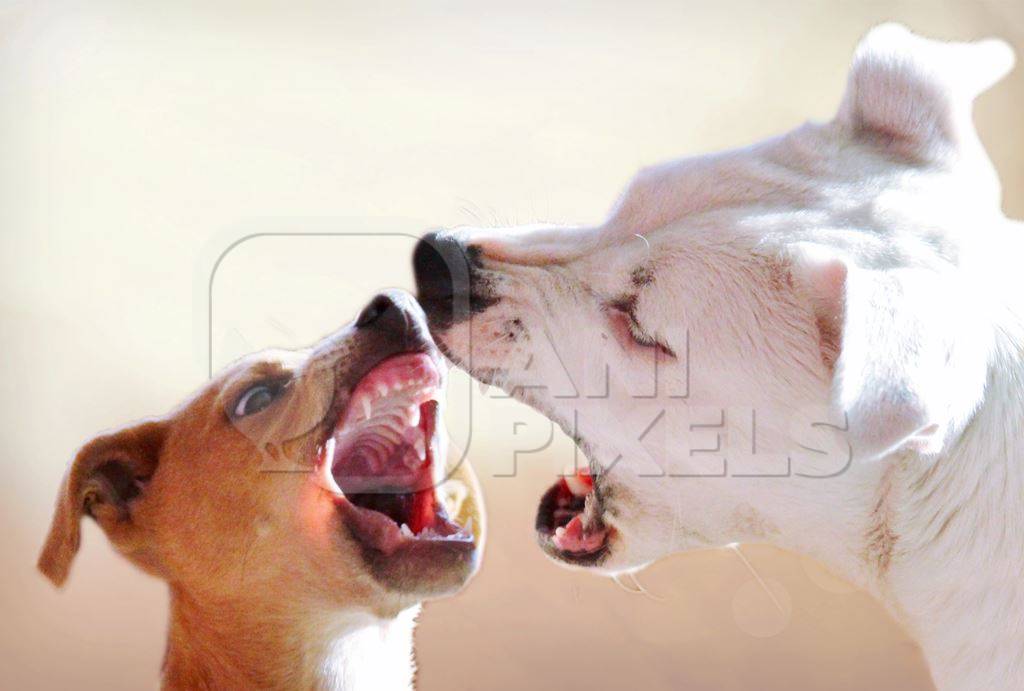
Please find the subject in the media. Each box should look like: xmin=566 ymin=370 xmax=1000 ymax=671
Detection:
xmin=37 ymin=289 xmax=483 ymax=690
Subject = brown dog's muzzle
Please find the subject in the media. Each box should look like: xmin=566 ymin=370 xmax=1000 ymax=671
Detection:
xmin=305 ymin=289 xmax=482 ymax=595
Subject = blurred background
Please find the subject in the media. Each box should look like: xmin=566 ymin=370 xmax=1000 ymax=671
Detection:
xmin=2 ymin=1 xmax=1022 ymax=689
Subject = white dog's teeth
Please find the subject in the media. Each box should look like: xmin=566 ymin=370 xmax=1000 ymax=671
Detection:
xmin=408 ymin=405 xmax=421 ymax=427
xmin=477 ymin=380 xmax=490 ymax=396
xmin=376 ymin=383 xmax=388 ymax=397
xmin=361 ymin=397 xmax=372 ymax=420
xmin=565 ymin=472 xmax=591 ymax=498
xmin=400 ymin=523 xmax=414 ymax=538
xmin=414 ymin=436 xmax=427 ymax=461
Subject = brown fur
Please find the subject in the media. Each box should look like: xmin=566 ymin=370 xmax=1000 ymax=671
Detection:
xmin=38 ymin=292 xmax=483 ymax=689
xmin=864 ymin=466 xmax=899 ymax=577
xmin=729 ymin=503 xmax=779 ymax=541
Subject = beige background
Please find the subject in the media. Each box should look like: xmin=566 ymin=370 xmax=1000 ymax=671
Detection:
xmin=2 ymin=1 xmax=1022 ymax=689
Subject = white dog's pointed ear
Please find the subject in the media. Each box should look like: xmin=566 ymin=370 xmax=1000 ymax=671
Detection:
xmin=789 ymin=244 xmax=989 ymax=461
xmin=837 ymin=23 xmax=1015 ymax=159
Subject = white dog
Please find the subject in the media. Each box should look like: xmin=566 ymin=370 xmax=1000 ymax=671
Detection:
xmin=413 ymin=25 xmax=1020 ymax=691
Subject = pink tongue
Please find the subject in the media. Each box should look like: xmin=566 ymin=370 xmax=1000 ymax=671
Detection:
xmin=552 ymin=515 xmax=607 ymax=553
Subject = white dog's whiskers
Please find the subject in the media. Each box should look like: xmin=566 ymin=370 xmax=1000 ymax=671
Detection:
xmin=473 ymin=331 xmax=519 ymax=352
xmin=611 ymin=573 xmax=644 ymax=595
xmin=726 ymin=543 xmax=785 ymax=615
xmin=455 ymin=197 xmax=487 ymax=225
xmin=608 ymin=572 xmax=666 ymax=602
xmin=625 ymin=571 xmax=666 ymax=601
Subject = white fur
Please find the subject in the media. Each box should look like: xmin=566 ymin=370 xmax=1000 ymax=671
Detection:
xmin=318 ymin=608 xmax=419 ymax=691
xmin=434 ymin=25 xmax=1021 ymax=690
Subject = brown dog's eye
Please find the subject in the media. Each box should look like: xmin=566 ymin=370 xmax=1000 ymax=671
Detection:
xmin=233 ymin=384 xmax=280 ymax=417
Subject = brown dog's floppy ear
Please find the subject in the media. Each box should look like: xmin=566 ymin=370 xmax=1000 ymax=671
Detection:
xmin=38 ymin=420 xmax=166 ymax=586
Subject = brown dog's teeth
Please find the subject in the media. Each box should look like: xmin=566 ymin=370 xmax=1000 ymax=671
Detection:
xmin=315 ymin=438 xmax=345 ymax=497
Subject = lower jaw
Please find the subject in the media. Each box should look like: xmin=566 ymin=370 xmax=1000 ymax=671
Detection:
xmin=366 ymin=539 xmax=478 ymax=595
xmin=537 ymin=534 xmax=611 ymax=567
xmin=339 ymin=496 xmax=472 ymax=554
xmin=343 ymin=508 xmax=479 ymax=595
xmin=536 ymin=510 xmax=613 ymax=566
xmin=329 ymin=490 xmax=478 ymax=594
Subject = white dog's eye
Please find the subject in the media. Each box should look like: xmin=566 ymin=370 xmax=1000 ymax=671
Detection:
xmin=605 ymin=300 xmax=675 ymax=358
xmin=233 ymin=384 xmax=281 ymax=417
xmin=626 ymin=322 xmax=661 ymax=349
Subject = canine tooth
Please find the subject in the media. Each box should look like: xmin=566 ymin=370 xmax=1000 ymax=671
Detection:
xmin=565 ymin=471 xmax=592 ymax=498
xmin=400 ymin=523 xmax=414 ymax=538
xmin=408 ymin=405 xmax=420 ymax=427
xmin=414 ymin=436 xmax=426 ymax=461
xmin=316 ymin=438 xmax=344 ymax=496
xmin=361 ymin=397 xmax=372 ymax=419
xmin=376 ymin=383 xmax=388 ymax=397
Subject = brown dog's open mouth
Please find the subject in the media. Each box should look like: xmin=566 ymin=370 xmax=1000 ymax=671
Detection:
xmin=535 ymin=468 xmax=611 ymax=565
xmin=315 ymin=353 xmax=474 ymax=556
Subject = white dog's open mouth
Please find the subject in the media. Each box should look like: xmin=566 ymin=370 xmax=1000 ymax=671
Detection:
xmin=535 ymin=468 xmax=611 ymax=565
xmin=315 ymin=353 xmax=474 ymax=557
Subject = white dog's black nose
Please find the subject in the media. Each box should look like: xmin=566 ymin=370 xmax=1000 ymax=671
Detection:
xmin=413 ymin=232 xmax=465 ymax=303
xmin=413 ymin=232 xmax=488 ymax=329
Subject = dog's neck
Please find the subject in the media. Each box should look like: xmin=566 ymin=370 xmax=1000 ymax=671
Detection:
xmin=887 ymin=300 xmax=1024 ymax=690
xmin=781 ymin=224 xmax=1024 ymax=691
xmin=162 ymin=586 xmax=417 ymax=690
xmin=875 ymin=223 xmax=1024 ymax=691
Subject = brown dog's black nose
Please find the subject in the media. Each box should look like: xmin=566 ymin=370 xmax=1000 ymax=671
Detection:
xmin=355 ymin=292 xmax=400 ymax=329
xmin=351 ymin=289 xmax=435 ymax=356
xmin=338 ymin=291 xmax=438 ymax=381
